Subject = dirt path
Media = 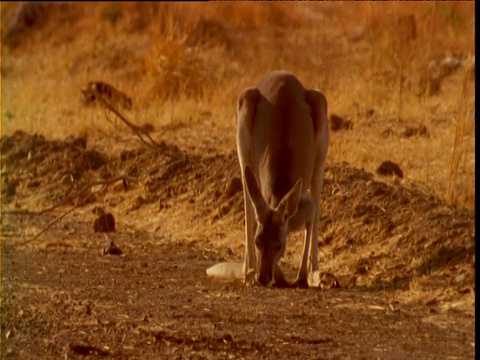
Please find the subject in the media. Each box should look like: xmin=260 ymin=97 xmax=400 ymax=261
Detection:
xmin=1 ymin=215 xmax=474 ymax=359
xmin=1 ymin=132 xmax=475 ymax=359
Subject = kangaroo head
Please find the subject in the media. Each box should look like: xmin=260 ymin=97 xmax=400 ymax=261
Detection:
xmin=244 ymin=166 xmax=302 ymax=286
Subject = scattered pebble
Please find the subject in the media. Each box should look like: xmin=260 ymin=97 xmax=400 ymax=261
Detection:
xmin=320 ymin=272 xmax=341 ymax=290
xmin=365 ymin=108 xmax=375 ymax=118
xmin=71 ymin=136 xmax=87 ymax=149
xmin=69 ymin=343 xmax=110 ymax=356
xmin=376 ymin=161 xmax=404 ymax=179
xmin=402 ymin=125 xmax=429 ymax=138
xmin=330 ymin=114 xmax=353 ymax=131
xmin=102 ymin=241 xmax=122 ymax=255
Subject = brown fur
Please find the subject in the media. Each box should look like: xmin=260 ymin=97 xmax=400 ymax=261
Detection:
xmin=236 ymin=71 xmax=330 ymax=287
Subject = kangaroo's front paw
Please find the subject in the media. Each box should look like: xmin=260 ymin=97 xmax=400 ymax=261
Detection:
xmin=243 ymin=269 xmax=256 ymax=286
xmin=292 ymin=277 xmax=310 ymax=289
xmin=307 ymin=270 xmax=322 ymax=288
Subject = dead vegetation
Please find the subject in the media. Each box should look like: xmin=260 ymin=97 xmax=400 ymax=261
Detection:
xmin=1 ymin=129 xmax=475 ymax=357
xmin=2 ymin=129 xmax=474 ymax=299
xmin=1 ymin=2 xmax=474 ymax=209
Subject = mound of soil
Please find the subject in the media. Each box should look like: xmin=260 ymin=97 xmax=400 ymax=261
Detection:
xmin=1 ymin=132 xmax=475 ymax=358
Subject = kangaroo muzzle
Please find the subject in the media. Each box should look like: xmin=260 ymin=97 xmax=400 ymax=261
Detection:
xmin=256 ymin=255 xmax=275 ymax=287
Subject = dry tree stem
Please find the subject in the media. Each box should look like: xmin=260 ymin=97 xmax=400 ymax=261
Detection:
xmin=4 ymin=175 xmax=138 ymax=216
xmin=6 ymin=83 xmax=155 ymax=245
xmin=15 ymin=200 xmax=86 ymax=247
xmin=447 ymin=63 xmax=474 ymax=204
xmin=8 ymin=175 xmax=138 ymax=246
xmin=86 ymin=85 xmax=161 ymax=151
xmin=423 ymin=0 xmax=437 ymax=188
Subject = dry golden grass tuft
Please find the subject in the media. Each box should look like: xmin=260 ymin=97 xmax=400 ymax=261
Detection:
xmin=144 ymin=26 xmax=210 ymax=101
xmin=137 ymin=4 xmax=206 ymax=101
xmin=1 ymin=2 xmax=475 ymax=212
xmin=447 ymin=56 xmax=475 ymax=208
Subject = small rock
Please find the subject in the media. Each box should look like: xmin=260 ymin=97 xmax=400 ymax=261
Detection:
xmin=3 ymin=182 xmax=17 ymax=197
xmin=320 ymin=272 xmax=340 ymax=289
xmin=455 ymin=273 xmax=466 ymax=284
xmin=69 ymin=343 xmax=111 ymax=356
xmin=402 ymin=125 xmax=429 ymax=138
xmin=93 ymin=213 xmax=115 ymax=233
xmin=102 ymin=241 xmax=122 ymax=255
xmin=376 ymin=161 xmax=404 ymax=179
xmin=439 ymin=55 xmax=462 ymax=76
xmin=77 ymin=150 xmax=108 ymax=170
xmin=71 ymin=136 xmax=87 ymax=149
xmin=159 ymin=201 xmax=171 ymax=211
xmin=27 ymin=180 xmax=41 ymax=188
xmin=365 ymin=108 xmax=375 ymax=118
xmin=458 ymin=287 xmax=472 ymax=294
xmin=330 ymin=114 xmax=353 ymax=131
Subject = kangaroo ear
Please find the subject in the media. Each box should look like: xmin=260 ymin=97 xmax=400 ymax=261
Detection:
xmin=244 ymin=166 xmax=270 ymax=222
xmin=306 ymin=89 xmax=328 ymax=140
xmin=275 ymin=178 xmax=303 ymax=224
xmin=237 ymin=88 xmax=260 ymax=133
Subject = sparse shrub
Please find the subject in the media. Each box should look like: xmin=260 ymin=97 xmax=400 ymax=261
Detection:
xmin=143 ymin=6 xmax=215 ymax=100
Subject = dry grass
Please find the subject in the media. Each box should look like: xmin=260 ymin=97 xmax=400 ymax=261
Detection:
xmin=1 ymin=2 xmax=475 ymax=211
xmin=447 ymin=56 xmax=475 ymax=207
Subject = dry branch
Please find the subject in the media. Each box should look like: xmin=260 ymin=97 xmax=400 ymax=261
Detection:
xmin=15 ymin=201 xmax=85 ymax=247
xmin=4 ymin=175 xmax=138 ymax=216
xmin=9 ymin=175 xmax=139 ymax=246
xmin=85 ymin=84 xmax=161 ymax=151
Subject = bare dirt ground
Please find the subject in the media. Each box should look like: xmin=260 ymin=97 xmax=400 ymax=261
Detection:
xmin=1 ymin=130 xmax=475 ymax=359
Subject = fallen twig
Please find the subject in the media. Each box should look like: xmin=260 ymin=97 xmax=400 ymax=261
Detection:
xmin=4 ymin=175 xmax=138 ymax=216
xmin=16 ymin=199 xmax=86 ymax=247
xmin=7 ymin=175 xmax=139 ymax=246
